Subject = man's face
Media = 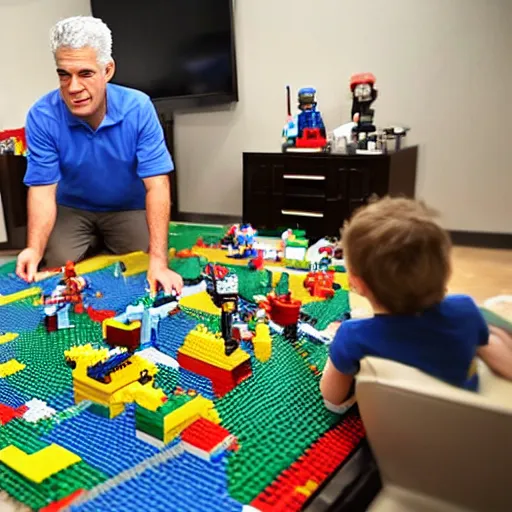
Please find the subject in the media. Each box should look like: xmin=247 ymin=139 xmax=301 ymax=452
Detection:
xmin=55 ymin=46 xmax=114 ymax=120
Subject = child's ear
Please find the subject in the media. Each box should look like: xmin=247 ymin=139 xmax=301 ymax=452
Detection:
xmin=348 ymin=273 xmax=367 ymax=297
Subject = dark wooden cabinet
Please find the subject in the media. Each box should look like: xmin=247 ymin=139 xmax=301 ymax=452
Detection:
xmin=243 ymin=146 xmax=418 ymax=238
xmin=0 ymin=154 xmax=27 ymax=250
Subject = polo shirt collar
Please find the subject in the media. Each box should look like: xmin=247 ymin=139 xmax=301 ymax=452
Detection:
xmin=63 ymin=84 xmax=124 ymax=129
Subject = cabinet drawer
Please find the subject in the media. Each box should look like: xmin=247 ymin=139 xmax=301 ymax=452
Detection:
xmin=274 ymin=167 xmax=339 ymax=199
xmin=279 ymin=195 xmax=327 ymax=214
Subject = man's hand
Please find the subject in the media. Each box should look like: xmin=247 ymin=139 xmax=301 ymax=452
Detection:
xmin=147 ymin=260 xmax=183 ymax=297
xmin=16 ymin=247 xmax=43 ymax=283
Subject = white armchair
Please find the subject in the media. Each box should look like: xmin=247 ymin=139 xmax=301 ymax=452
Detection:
xmin=355 ymin=356 xmax=512 ymax=512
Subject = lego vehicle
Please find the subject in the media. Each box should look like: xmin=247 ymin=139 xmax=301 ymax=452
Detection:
xmin=72 ymin=351 xmax=160 ymax=418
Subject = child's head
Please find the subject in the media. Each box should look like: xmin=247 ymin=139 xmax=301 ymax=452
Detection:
xmin=342 ymin=196 xmax=452 ymax=314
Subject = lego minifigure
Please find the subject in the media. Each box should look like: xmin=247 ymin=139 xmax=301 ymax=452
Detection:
xmin=227 ymin=224 xmax=257 ymax=259
xmin=350 ymin=73 xmax=378 ymax=147
xmin=282 ymin=86 xmax=327 ymax=151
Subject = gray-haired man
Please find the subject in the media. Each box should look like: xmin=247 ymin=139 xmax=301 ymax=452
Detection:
xmin=16 ymin=16 xmax=182 ymax=294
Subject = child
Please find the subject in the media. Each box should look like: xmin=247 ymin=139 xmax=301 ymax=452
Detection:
xmin=320 ymin=196 xmax=508 ymax=409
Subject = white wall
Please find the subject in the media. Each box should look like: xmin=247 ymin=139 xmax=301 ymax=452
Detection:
xmin=1 ymin=0 xmax=511 ymax=236
xmin=176 ymin=0 xmax=512 ymax=233
xmin=0 ymin=0 xmax=92 ymax=128
xmin=0 ymin=0 xmax=91 ymax=243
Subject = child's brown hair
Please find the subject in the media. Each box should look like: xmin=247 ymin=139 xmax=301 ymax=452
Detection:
xmin=342 ymin=196 xmax=452 ymax=314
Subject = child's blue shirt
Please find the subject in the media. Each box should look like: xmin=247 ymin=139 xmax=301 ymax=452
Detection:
xmin=330 ymin=294 xmax=489 ymax=390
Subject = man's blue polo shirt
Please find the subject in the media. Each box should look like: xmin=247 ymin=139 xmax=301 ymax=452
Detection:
xmin=24 ymin=83 xmax=174 ymax=212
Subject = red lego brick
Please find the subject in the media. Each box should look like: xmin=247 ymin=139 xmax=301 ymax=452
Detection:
xmin=0 ymin=404 xmax=28 ymax=425
xmin=86 ymin=306 xmax=116 ymax=323
xmin=251 ymin=414 xmax=365 ymax=512
xmin=45 ymin=314 xmax=58 ymax=333
xmin=181 ymin=418 xmax=234 ymax=453
xmin=177 ymin=353 xmax=252 ymax=398
xmin=231 ymin=360 xmax=252 ymax=386
xmin=40 ymin=489 xmax=84 ymax=512
xmin=105 ymin=324 xmax=141 ymax=352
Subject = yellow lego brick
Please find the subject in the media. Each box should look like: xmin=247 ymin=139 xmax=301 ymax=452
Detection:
xmin=178 ymin=326 xmax=250 ymax=371
xmin=192 ymin=247 xmax=249 ymax=267
xmin=270 ymin=271 xmax=349 ymax=305
xmin=163 ymin=395 xmax=219 ymax=434
xmin=0 ymin=333 xmax=18 ymax=345
xmin=179 ymin=291 xmax=220 ymax=315
xmin=295 ymin=479 xmax=318 ymax=497
xmin=65 ymin=344 xmax=110 ymax=368
xmin=163 ymin=402 xmax=221 ymax=444
xmin=0 ymin=287 xmax=41 ymax=306
xmin=253 ymin=323 xmax=272 ymax=363
xmin=0 ymin=360 xmax=25 ymax=378
xmin=111 ymin=381 xmax=167 ymax=412
xmin=0 ymin=444 xmax=81 ymax=484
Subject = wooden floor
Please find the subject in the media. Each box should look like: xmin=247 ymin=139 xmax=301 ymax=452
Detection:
xmin=344 ymin=246 xmax=512 ymax=317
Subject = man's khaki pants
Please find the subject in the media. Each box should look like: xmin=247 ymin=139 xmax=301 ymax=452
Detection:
xmin=43 ymin=205 xmax=150 ymax=268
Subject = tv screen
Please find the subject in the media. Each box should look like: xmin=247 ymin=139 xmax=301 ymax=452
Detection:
xmin=90 ymin=0 xmax=238 ymax=108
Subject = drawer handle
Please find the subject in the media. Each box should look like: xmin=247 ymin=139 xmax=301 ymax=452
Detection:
xmin=281 ymin=209 xmax=324 ymax=218
xmin=283 ymin=174 xmax=326 ymax=181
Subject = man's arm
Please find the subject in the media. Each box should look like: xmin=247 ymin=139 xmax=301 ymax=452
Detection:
xmin=143 ymin=174 xmax=183 ymax=295
xmin=143 ymin=174 xmax=171 ymax=266
xmin=27 ymin=184 xmax=58 ymax=258
xmin=16 ymin=184 xmax=57 ymax=281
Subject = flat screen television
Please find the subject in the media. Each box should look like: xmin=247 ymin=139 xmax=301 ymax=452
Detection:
xmin=90 ymin=0 xmax=238 ymax=110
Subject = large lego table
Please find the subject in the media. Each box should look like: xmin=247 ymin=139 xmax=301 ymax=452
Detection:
xmin=0 ymin=223 xmax=369 ymax=512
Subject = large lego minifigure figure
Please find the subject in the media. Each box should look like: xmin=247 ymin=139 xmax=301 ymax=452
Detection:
xmin=350 ymin=73 xmax=378 ymax=144
xmin=297 ymin=87 xmax=326 ymax=142
xmin=282 ymin=86 xmax=327 ymax=151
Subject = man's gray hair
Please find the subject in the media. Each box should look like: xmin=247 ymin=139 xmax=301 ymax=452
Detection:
xmin=50 ymin=16 xmax=113 ymax=67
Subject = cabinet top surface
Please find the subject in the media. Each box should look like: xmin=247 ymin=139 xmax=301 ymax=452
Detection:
xmin=243 ymin=145 xmax=417 ymax=159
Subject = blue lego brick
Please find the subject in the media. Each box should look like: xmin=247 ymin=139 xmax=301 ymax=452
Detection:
xmin=47 ymin=390 xmax=76 ymax=411
xmin=0 ymin=379 xmax=31 ymax=408
xmin=0 ymin=303 xmax=44 ymax=334
xmin=0 ymin=272 xmax=62 ymax=298
xmin=156 ymin=312 xmax=197 ymax=359
xmin=41 ymin=405 xmax=160 ymax=477
xmin=87 ymin=351 xmax=131 ymax=381
xmin=84 ymin=268 xmax=149 ymax=314
xmin=240 ymin=340 xmax=254 ymax=357
xmin=0 ymin=341 xmax=16 ymax=364
xmin=70 ymin=452 xmax=243 ymax=512
xmin=179 ymin=368 xmax=215 ymax=400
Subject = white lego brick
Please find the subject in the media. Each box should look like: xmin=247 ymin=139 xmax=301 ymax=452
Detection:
xmin=135 ymin=430 xmax=166 ymax=449
xmin=23 ymin=399 xmax=56 ymax=423
xmin=137 ymin=348 xmax=179 ymax=369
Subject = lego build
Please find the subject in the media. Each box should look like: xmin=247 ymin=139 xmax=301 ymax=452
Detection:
xmin=0 ymin=223 xmax=364 ymax=512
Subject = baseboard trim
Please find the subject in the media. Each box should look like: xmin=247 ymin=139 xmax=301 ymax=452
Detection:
xmin=175 ymin=212 xmax=242 ymax=225
xmin=449 ymin=230 xmax=512 ymax=249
